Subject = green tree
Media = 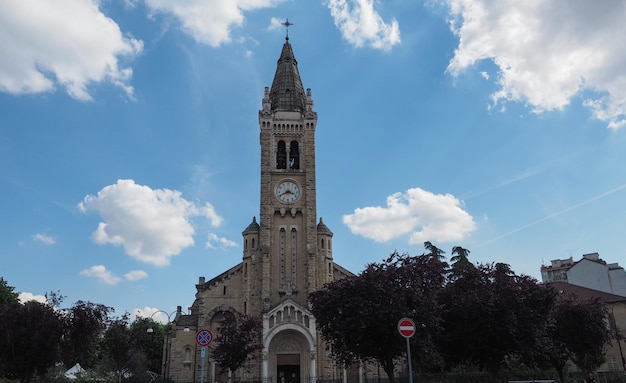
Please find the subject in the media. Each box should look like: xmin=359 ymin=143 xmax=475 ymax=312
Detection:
xmin=100 ymin=315 xmax=136 ymax=381
xmin=0 ymin=300 xmax=65 ymax=383
xmin=131 ymin=317 xmax=168 ymax=374
xmin=212 ymin=313 xmax=263 ymax=375
xmin=98 ymin=314 xmax=159 ymax=381
xmin=0 ymin=277 xmax=19 ymax=306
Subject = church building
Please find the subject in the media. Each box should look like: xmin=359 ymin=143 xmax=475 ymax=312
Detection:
xmin=165 ymin=33 xmax=356 ymax=383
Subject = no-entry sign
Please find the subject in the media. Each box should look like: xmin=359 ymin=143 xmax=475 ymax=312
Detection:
xmin=398 ymin=317 xmax=416 ymax=338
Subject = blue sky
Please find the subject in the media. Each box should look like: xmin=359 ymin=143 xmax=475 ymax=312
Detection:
xmin=2 ymin=0 xmax=626 ymax=321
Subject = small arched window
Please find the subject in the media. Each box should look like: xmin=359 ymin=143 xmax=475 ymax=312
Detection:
xmin=251 ymin=238 xmax=256 ymax=248
xmin=276 ymin=140 xmax=287 ymax=169
xmin=321 ymin=238 xmax=325 ymax=249
xmin=184 ymin=346 xmax=192 ymax=363
xmin=289 ymin=141 xmax=300 ymax=169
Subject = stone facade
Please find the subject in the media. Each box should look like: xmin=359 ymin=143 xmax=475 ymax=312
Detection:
xmin=165 ymin=36 xmax=356 ymax=383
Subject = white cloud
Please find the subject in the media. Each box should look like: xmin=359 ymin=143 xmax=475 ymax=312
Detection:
xmin=80 ymin=265 xmax=122 ymax=285
xmin=32 ymin=233 xmax=55 ymax=245
xmin=133 ymin=306 xmax=176 ymax=323
xmin=327 ymin=0 xmax=401 ymax=50
xmin=0 ymin=0 xmax=142 ymax=101
xmin=446 ymin=0 xmax=626 ymax=129
xmin=268 ymin=17 xmax=284 ymax=31
xmin=18 ymin=292 xmax=48 ymax=304
xmin=78 ymin=179 xmax=223 ymax=266
xmin=144 ymin=0 xmax=285 ymax=47
xmin=205 ymin=233 xmax=238 ymax=250
xmin=202 ymin=203 xmax=224 ymax=228
xmin=124 ymin=270 xmax=148 ymax=281
xmin=343 ymin=188 xmax=475 ymax=244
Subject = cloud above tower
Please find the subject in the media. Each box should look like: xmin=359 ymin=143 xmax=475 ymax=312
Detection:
xmin=327 ymin=0 xmax=401 ymax=50
xmin=144 ymin=0 xmax=286 ymax=47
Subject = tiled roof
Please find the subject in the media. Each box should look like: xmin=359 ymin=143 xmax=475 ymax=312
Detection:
xmin=547 ymin=281 xmax=626 ymax=302
xmin=317 ymin=217 xmax=333 ymax=235
xmin=243 ymin=216 xmax=260 ymax=234
xmin=269 ymin=37 xmax=306 ymax=112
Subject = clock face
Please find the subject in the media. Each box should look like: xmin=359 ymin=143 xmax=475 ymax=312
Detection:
xmin=276 ymin=180 xmax=301 ymax=203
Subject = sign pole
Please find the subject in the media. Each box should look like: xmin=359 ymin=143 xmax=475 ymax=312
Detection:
xmin=406 ymin=337 xmax=413 ymax=383
xmin=196 ymin=329 xmax=214 ymax=383
xmin=200 ymin=347 xmax=206 ymax=383
xmin=398 ymin=318 xmax=416 ymax=383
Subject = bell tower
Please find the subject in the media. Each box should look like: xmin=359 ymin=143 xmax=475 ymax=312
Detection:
xmin=174 ymin=31 xmax=352 ymax=383
xmin=251 ymin=34 xmax=321 ymax=312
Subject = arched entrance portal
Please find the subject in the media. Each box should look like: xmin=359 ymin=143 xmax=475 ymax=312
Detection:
xmin=267 ymin=329 xmax=312 ymax=383
xmin=277 ymin=353 xmax=299 ymax=383
xmin=262 ymin=299 xmax=317 ymax=383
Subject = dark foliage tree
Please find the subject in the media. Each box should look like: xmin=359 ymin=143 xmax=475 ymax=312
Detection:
xmin=61 ymin=300 xmax=114 ymax=369
xmin=0 ymin=277 xmax=19 ymax=306
xmin=505 ymin=274 xmax=556 ymax=369
xmin=0 ymin=300 xmax=65 ymax=383
xmin=449 ymin=246 xmax=473 ymax=278
xmin=310 ymin=267 xmax=402 ymax=382
xmin=439 ymin=262 xmax=555 ymax=374
xmin=212 ymin=313 xmax=263 ymax=374
xmin=402 ymin=244 xmax=448 ymax=371
xmin=310 ymin=246 xmax=448 ymax=382
xmin=310 ymin=245 xmax=616 ymax=381
xmin=564 ymin=298 xmax=611 ymax=373
xmin=439 ymin=261 xmax=493 ymax=370
xmin=540 ymin=291 xmax=612 ymax=382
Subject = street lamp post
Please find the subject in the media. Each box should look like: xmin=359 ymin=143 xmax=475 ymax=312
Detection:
xmin=145 ymin=308 xmax=186 ymax=379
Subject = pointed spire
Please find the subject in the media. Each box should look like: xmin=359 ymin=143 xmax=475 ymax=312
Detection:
xmin=317 ymin=217 xmax=333 ymax=235
xmin=243 ymin=216 xmax=260 ymax=234
xmin=269 ymin=21 xmax=306 ymax=112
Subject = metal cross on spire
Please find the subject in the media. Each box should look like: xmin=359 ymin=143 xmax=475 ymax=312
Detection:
xmin=282 ymin=19 xmax=293 ymax=40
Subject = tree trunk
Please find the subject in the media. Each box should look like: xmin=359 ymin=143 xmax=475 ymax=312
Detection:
xmin=556 ymin=366 xmax=565 ymax=383
xmin=381 ymin=358 xmax=395 ymax=383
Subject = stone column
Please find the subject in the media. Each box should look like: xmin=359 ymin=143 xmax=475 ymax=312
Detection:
xmin=262 ymin=351 xmax=269 ymax=382
xmin=309 ymin=351 xmax=316 ymax=383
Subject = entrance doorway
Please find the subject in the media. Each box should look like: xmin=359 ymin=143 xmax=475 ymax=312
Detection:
xmin=277 ymin=354 xmax=300 ymax=383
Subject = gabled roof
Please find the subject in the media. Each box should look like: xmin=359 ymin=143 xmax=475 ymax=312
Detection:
xmin=198 ymin=262 xmax=243 ymax=289
xmin=334 ymin=262 xmax=355 ymax=278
